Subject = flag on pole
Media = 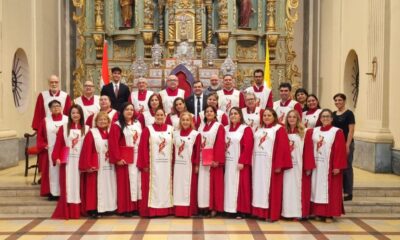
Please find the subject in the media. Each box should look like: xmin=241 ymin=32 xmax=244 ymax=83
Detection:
xmin=264 ymin=42 xmax=272 ymax=88
xmin=101 ymin=40 xmax=109 ymax=87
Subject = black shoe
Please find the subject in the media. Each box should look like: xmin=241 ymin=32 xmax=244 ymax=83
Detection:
xmin=47 ymin=194 xmax=59 ymax=201
xmin=344 ymin=194 xmax=353 ymax=201
xmin=88 ymin=210 xmax=98 ymax=219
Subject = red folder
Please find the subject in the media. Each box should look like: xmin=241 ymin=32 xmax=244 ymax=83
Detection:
xmin=120 ymin=146 xmax=134 ymax=164
xmin=60 ymin=146 xmax=70 ymax=164
xmin=202 ymin=148 xmax=213 ymax=166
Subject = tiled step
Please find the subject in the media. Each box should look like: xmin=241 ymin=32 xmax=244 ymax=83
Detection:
xmin=0 ymin=186 xmax=41 ymax=197
xmin=353 ymin=187 xmax=400 ymax=197
xmin=0 ymin=196 xmax=55 ymax=215
xmin=344 ymin=197 xmax=400 ymax=213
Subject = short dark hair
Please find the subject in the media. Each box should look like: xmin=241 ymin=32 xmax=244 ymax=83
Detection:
xmin=279 ymin=82 xmax=292 ymax=91
xmin=333 ymin=93 xmax=347 ymax=101
xmin=253 ymin=69 xmax=264 ymax=76
xmin=48 ymin=99 xmax=61 ymax=108
xmin=193 ymin=80 xmax=203 ymax=87
xmin=111 ymin=67 xmax=122 ymax=73
xmin=295 ymin=88 xmax=308 ymax=99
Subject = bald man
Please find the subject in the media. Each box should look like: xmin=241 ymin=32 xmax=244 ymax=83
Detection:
xmin=31 ymin=75 xmax=72 ymax=130
xmin=159 ymin=75 xmax=185 ymax=114
xmin=129 ymin=77 xmax=154 ymax=113
xmin=203 ymin=74 xmax=221 ymax=97
xmin=74 ymin=80 xmax=100 ymax=121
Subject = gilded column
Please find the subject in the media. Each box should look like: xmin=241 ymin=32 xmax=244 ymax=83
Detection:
xmin=195 ymin=0 xmax=203 ymax=57
xmin=72 ymin=0 xmax=86 ymax=98
xmin=167 ymin=0 xmax=175 ymax=57
xmin=158 ymin=1 xmax=165 ymax=44
xmin=217 ymin=0 xmax=229 ymax=57
xmin=142 ymin=0 xmax=155 ymax=57
xmin=285 ymin=0 xmax=301 ymax=87
xmin=93 ymin=0 xmax=105 ymax=59
xmin=205 ymin=0 xmax=213 ymax=44
xmin=266 ymin=0 xmax=278 ymax=58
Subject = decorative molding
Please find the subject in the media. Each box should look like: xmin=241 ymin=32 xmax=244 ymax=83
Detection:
xmin=72 ymin=0 xmax=86 ymax=98
xmin=284 ymin=0 xmax=301 ymax=89
xmin=236 ymin=44 xmax=258 ymax=60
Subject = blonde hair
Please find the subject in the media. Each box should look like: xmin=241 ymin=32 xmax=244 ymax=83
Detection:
xmin=179 ymin=111 xmax=195 ymax=130
xmin=284 ymin=110 xmax=305 ymax=138
xmin=95 ymin=111 xmax=111 ymax=128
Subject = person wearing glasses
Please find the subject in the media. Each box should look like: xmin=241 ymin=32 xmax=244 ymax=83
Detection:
xmin=242 ymin=92 xmax=264 ymax=132
xmin=305 ymin=109 xmax=347 ymax=222
xmin=245 ymin=69 xmax=273 ymax=109
xmin=32 ymin=75 xmax=72 ymax=131
xmin=74 ymin=80 xmax=100 ymax=121
xmin=159 ymin=75 xmax=185 ymax=114
xmin=36 ymin=100 xmax=69 ymax=200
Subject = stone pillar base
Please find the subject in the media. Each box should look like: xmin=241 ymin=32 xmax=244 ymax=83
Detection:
xmin=0 ymin=130 xmax=19 ymax=170
xmin=354 ymin=130 xmax=393 ymax=173
xmin=392 ymin=149 xmax=400 ymax=175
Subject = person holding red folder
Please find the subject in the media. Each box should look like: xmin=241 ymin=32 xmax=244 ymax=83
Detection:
xmin=137 ymin=108 xmax=174 ymax=217
xmin=197 ymin=105 xmax=226 ymax=217
xmin=252 ymin=108 xmax=292 ymax=222
xmin=79 ymin=112 xmax=117 ymax=218
xmin=224 ymin=107 xmax=254 ymax=219
xmin=172 ymin=112 xmax=201 ymax=217
xmin=51 ymin=105 xmax=89 ymax=219
xmin=109 ymin=102 xmax=143 ymax=216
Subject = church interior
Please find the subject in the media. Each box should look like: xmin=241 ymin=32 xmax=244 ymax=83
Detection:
xmin=0 ymin=0 xmax=400 ymax=239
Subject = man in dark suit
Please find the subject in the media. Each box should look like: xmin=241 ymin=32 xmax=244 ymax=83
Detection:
xmin=185 ymin=80 xmax=207 ymax=121
xmin=100 ymin=67 xmax=130 ymax=112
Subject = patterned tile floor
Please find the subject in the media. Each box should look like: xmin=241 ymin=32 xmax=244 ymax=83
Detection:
xmin=0 ymin=216 xmax=399 ymax=240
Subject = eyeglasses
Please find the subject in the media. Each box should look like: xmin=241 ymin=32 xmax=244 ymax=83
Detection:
xmin=84 ymin=85 xmax=94 ymax=88
xmin=168 ymin=79 xmax=177 ymax=82
xmin=320 ymin=115 xmax=332 ymax=118
xmin=246 ymin=98 xmax=256 ymax=101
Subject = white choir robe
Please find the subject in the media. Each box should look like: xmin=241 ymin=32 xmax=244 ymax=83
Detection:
xmin=159 ymin=88 xmax=185 ymax=114
xmin=74 ymin=95 xmax=100 ymax=122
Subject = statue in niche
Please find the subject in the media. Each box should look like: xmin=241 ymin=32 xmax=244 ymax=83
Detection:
xmin=237 ymin=0 xmax=254 ymax=28
xmin=120 ymin=0 xmax=134 ymax=28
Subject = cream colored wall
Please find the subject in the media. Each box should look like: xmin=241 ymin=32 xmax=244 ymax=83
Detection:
xmin=0 ymin=0 xmax=60 ymax=138
xmin=389 ymin=0 xmax=400 ymax=149
xmin=319 ymin=0 xmax=397 ymax=147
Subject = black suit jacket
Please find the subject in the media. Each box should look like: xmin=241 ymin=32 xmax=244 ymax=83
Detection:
xmin=100 ymin=82 xmax=130 ymax=112
xmin=185 ymin=94 xmax=207 ymax=115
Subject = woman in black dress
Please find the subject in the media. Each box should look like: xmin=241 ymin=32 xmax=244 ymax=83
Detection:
xmin=332 ymin=93 xmax=355 ymax=201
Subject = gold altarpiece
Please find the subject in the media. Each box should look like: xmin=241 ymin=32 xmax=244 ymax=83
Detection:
xmin=71 ymin=0 xmax=301 ymax=97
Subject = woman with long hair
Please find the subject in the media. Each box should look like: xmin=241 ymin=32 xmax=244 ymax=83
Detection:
xmin=139 ymin=93 xmax=163 ymax=126
xmin=224 ymin=107 xmax=253 ymax=218
xmin=137 ymin=108 xmax=174 ymax=217
xmin=166 ymin=97 xmax=194 ymax=130
xmin=197 ymin=105 xmax=226 ymax=217
xmin=302 ymin=94 xmax=322 ymax=128
xmin=173 ymin=112 xmax=201 ymax=217
xmin=109 ymin=102 xmax=143 ymax=216
xmin=51 ymin=104 xmax=88 ymax=219
xmin=79 ymin=112 xmax=117 ymax=218
xmin=252 ymin=108 xmax=292 ymax=222
xmin=196 ymin=93 xmax=228 ymax=129
xmin=282 ymin=110 xmax=315 ymax=220
xmin=306 ymin=109 xmax=347 ymax=222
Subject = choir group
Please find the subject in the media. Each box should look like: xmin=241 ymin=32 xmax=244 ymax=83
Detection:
xmin=32 ymin=68 xmax=355 ymax=223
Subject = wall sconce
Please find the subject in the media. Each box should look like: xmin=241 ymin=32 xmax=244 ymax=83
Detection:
xmin=366 ymin=57 xmax=377 ymax=80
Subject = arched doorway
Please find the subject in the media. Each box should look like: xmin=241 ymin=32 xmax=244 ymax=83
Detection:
xmin=169 ymin=64 xmax=195 ymax=98
xmin=343 ymin=50 xmax=359 ymax=110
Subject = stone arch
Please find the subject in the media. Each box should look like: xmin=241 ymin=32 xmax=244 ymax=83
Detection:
xmin=343 ymin=50 xmax=359 ymax=110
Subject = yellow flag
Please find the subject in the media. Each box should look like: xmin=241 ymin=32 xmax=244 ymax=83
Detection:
xmin=264 ymin=42 xmax=272 ymax=88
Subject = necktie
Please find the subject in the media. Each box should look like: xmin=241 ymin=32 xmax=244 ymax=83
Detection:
xmin=114 ymin=84 xmax=119 ymax=98
xmin=196 ymin=96 xmax=201 ymax=117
